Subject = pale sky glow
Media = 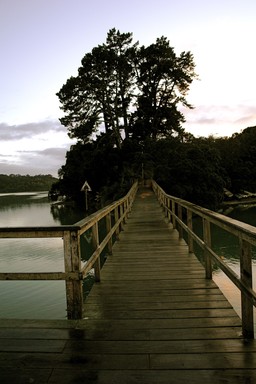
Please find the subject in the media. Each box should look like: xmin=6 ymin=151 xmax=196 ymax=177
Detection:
xmin=0 ymin=0 xmax=256 ymax=175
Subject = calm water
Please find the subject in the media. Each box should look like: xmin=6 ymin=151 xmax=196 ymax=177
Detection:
xmin=0 ymin=192 xmax=85 ymax=319
xmin=0 ymin=192 xmax=256 ymax=321
xmin=212 ymin=205 xmax=256 ymax=322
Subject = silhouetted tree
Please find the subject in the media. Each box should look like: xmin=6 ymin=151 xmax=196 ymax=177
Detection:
xmin=131 ymin=37 xmax=196 ymax=140
xmin=57 ymin=29 xmax=196 ymax=148
xmin=53 ymin=29 xmax=209 ymax=209
xmin=57 ymin=29 xmax=138 ymax=148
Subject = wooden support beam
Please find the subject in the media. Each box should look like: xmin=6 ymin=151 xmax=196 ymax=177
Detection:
xmin=63 ymin=230 xmax=83 ymax=320
xmin=240 ymin=238 xmax=254 ymax=339
xmin=203 ymin=219 xmax=212 ymax=279
xmin=92 ymin=223 xmax=101 ymax=282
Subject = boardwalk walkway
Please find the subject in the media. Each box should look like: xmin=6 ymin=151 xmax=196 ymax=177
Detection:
xmin=0 ymin=187 xmax=256 ymax=383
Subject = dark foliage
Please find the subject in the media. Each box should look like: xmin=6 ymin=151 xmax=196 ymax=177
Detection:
xmin=50 ymin=29 xmax=256 ymax=212
xmin=0 ymin=174 xmax=57 ymax=193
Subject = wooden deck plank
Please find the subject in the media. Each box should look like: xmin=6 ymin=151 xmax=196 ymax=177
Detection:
xmin=0 ymin=186 xmax=256 ymax=383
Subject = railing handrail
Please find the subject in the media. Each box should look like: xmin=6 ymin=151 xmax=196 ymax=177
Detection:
xmin=152 ymin=181 xmax=256 ymax=244
xmin=75 ymin=181 xmax=138 ymax=234
xmin=0 ymin=225 xmax=81 ymax=238
xmin=152 ymin=180 xmax=256 ymax=339
xmin=0 ymin=183 xmax=138 ymax=237
xmin=0 ymin=181 xmax=138 ymax=319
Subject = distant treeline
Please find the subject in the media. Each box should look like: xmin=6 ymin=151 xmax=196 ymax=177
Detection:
xmin=0 ymin=174 xmax=58 ymax=193
xmin=50 ymin=125 xmax=256 ymax=211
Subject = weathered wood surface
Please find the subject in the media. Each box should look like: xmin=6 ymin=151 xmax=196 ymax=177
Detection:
xmin=0 ymin=187 xmax=256 ymax=383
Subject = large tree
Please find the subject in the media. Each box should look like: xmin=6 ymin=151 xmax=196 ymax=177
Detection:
xmin=53 ymin=29 xmax=200 ymax=208
xmin=57 ymin=29 xmax=197 ymax=148
xmin=131 ymin=37 xmax=196 ymax=140
xmin=57 ymin=29 xmax=137 ymax=148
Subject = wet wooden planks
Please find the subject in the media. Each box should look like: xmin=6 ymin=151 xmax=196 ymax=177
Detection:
xmin=0 ymin=187 xmax=256 ymax=383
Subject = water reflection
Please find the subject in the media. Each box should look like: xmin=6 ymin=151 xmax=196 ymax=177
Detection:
xmin=50 ymin=203 xmax=84 ymax=225
xmin=0 ymin=192 xmax=48 ymax=210
xmin=0 ymin=238 xmax=64 ymax=272
xmin=192 ymin=204 xmax=256 ymax=328
xmin=0 ymin=192 xmax=85 ymax=319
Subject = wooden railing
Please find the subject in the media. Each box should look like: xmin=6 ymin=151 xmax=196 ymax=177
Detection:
xmin=152 ymin=180 xmax=256 ymax=339
xmin=0 ymin=181 xmax=138 ymax=320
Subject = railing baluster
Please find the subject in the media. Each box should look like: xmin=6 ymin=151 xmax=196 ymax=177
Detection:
xmin=106 ymin=213 xmax=113 ymax=255
xmin=187 ymin=209 xmax=193 ymax=253
xmin=240 ymin=238 xmax=254 ymax=339
xmin=203 ymin=219 xmax=212 ymax=279
xmin=167 ymin=198 xmax=171 ymax=223
xmin=92 ymin=223 xmax=101 ymax=282
xmin=120 ymin=204 xmax=124 ymax=231
xmin=178 ymin=204 xmax=183 ymax=239
xmin=63 ymin=230 xmax=83 ymax=319
xmin=172 ymin=201 xmax=176 ymax=229
xmin=114 ymin=206 xmax=120 ymax=240
xmin=165 ymin=197 xmax=169 ymax=217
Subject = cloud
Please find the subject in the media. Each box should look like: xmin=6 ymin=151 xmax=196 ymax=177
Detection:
xmin=0 ymin=120 xmax=66 ymax=141
xmin=183 ymin=103 xmax=256 ymax=137
xmin=0 ymin=147 xmax=69 ymax=176
xmin=0 ymin=119 xmax=74 ymax=176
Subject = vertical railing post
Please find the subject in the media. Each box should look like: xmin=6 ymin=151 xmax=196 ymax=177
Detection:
xmin=203 ymin=219 xmax=212 ymax=279
xmin=123 ymin=201 xmax=126 ymax=223
xmin=127 ymin=195 xmax=131 ymax=215
xmin=120 ymin=204 xmax=124 ymax=231
xmin=92 ymin=222 xmax=101 ymax=282
xmin=178 ymin=204 xmax=183 ymax=239
xmin=162 ymin=195 xmax=165 ymax=214
xmin=106 ymin=212 xmax=113 ymax=255
xmin=114 ymin=206 xmax=120 ymax=240
xmin=172 ymin=201 xmax=176 ymax=229
xmin=167 ymin=198 xmax=171 ymax=223
xmin=165 ymin=197 xmax=168 ymax=217
xmin=240 ymin=238 xmax=254 ymax=339
xmin=187 ymin=209 xmax=194 ymax=253
xmin=163 ymin=195 xmax=167 ymax=214
xmin=63 ymin=230 xmax=83 ymax=319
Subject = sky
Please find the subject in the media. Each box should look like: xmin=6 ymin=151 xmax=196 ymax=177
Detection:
xmin=0 ymin=0 xmax=256 ymax=176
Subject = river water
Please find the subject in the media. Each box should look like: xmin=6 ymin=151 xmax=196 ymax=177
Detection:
xmin=211 ymin=204 xmax=256 ymax=322
xmin=0 ymin=192 xmax=85 ymax=319
xmin=0 ymin=192 xmax=255 ymax=322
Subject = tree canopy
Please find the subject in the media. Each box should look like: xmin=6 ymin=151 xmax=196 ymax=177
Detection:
xmin=52 ymin=29 xmax=256 ymax=212
xmin=57 ymin=28 xmax=197 ymax=148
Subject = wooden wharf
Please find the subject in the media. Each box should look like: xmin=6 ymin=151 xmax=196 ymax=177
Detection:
xmin=1 ymin=187 xmax=256 ymax=383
